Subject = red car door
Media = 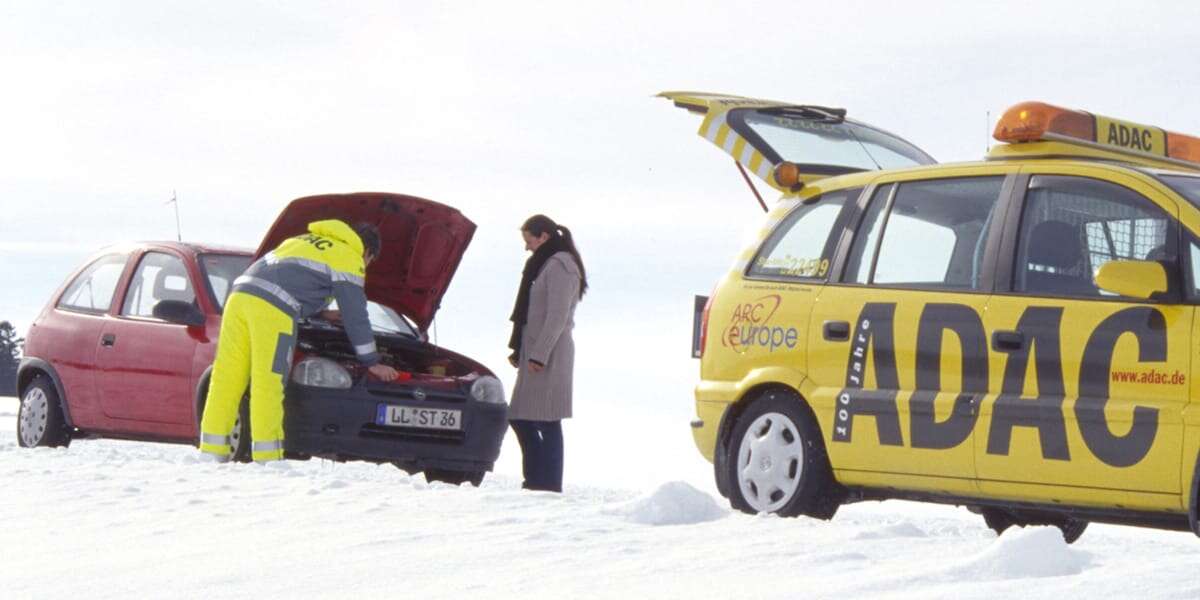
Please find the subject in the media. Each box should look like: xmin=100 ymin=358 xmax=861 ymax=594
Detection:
xmin=35 ymin=252 xmax=132 ymax=428
xmin=94 ymin=249 xmax=202 ymax=428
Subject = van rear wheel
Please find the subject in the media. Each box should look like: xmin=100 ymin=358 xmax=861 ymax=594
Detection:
xmin=724 ymin=390 xmax=839 ymax=518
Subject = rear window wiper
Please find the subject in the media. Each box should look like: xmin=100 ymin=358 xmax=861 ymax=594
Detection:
xmin=757 ymin=105 xmax=847 ymax=124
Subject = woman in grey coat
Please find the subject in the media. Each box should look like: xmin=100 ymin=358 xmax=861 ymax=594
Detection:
xmin=507 ymin=214 xmax=587 ymax=492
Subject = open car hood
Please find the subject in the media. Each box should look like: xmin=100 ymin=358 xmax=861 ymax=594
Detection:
xmin=255 ymin=192 xmax=476 ymax=332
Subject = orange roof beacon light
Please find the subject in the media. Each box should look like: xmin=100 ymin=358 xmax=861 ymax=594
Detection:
xmin=773 ymin=161 xmax=804 ymax=192
xmin=993 ymin=101 xmax=1200 ymax=168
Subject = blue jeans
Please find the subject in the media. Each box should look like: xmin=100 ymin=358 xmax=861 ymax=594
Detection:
xmin=509 ymin=420 xmax=563 ymax=492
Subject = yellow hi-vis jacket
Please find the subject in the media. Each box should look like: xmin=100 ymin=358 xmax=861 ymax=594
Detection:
xmin=232 ymin=219 xmax=379 ymax=365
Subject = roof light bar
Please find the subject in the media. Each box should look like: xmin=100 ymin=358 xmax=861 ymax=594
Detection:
xmin=994 ymin=101 xmax=1200 ymax=167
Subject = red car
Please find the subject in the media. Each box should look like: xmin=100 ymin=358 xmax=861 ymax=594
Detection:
xmin=16 ymin=193 xmax=507 ymax=485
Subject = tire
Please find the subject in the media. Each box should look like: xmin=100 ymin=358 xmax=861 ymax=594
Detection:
xmin=17 ymin=376 xmax=71 ymax=448
xmin=424 ymin=469 xmax=485 ymax=487
xmin=981 ymin=508 xmax=1016 ymax=536
xmin=197 ymin=389 xmax=251 ymax=463
xmin=1057 ymin=518 xmax=1088 ymax=544
xmin=724 ymin=390 xmax=839 ymax=518
xmin=980 ymin=508 xmax=1088 ymax=544
xmin=228 ymin=397 xmax=252 ymax=463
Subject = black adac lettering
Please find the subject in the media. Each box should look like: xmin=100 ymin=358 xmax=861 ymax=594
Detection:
xmin=1130 ymin=126 xmax=1145 ymax=151
xmin=909 ymin=304 xmax=986 ymax=450
xmin=301 ymin=234 xmax=334 ymax=251
xmin=1105 ymin=123 xmax=1154 ymax=153
xmin=986 ymin=307 xmax=1070 ymax=460
xmin=832 ymin=303 xmax=903 ymax=446
xmin=1076 ymin=307 xmax=1164 ymax=468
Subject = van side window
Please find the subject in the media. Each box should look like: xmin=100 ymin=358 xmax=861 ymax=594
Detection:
xmin=1190 ymin=240 xmax=1200 ymax=299
xmin=748 ymin=187 xmax=861 ymax=280
xmin=849 ymin=177 xmax=1004 ymax=289
xmin=57 ymin=254 xmax=128 ymax=313
xmin=1014 ymin=176 xmax=1175 ymax=298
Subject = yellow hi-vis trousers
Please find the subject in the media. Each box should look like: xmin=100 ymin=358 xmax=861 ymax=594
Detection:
xmin=199 ymin=292 xmax=296 ymax=462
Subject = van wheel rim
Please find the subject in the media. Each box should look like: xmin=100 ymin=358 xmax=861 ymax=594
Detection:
xmin=737 ymin=412 xmax=804 ymax=513
xmin=19 ymin=388 xmax=50 ymax=447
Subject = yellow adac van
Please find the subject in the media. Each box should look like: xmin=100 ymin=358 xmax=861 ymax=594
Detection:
xmin=663 ymin=91 xmax=1200 ymax=542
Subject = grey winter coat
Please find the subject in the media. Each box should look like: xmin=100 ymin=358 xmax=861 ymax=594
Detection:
xmin=509 ymin=252 xmax=581 ymax=421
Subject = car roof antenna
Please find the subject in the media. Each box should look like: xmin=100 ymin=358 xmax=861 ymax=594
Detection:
xmin=165 ymin=190 xmax=183 ymax=241
xmin=733 ymin=160 xmax=769 ymax=213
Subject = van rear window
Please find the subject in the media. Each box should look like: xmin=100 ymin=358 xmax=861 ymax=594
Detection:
xmin=749 ymin=188 xmax=861 ymax=280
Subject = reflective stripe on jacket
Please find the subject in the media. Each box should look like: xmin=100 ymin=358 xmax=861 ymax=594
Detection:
xmin=233 ymin=219 xmax=380 ymax=366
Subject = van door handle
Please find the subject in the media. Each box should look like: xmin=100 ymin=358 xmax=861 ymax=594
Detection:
xmin=991 ymin=330 xmax=1024 ymax=352
xmin=100 ymin=333 xmax=117 ymax=347
xmin=955 ymin=394 xmax=980 ymax=416
xmin=823 ymin=320 xmax=850 ymax=342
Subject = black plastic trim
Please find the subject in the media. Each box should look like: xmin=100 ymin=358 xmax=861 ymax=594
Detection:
xmin=1190 ymin=451 xmax=1200 ymax=535
xmin=828 ymin=184 xmax=876 ymax=283
xmin=845 ymin=484 xmax=1189 ymax=532
xmin=992 ymin=174 xmax=1030 ymax=293
xmin=16 ymin=358 xmax=74 ymax=428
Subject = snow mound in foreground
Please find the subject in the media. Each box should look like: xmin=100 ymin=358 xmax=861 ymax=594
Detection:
xmin=854 ymin=521 xmax=927 ymax=539
xmin=608 ymin=481 xmax=728 ymax=526
xmin=944 ymin=526 xmax=1091 ymax=580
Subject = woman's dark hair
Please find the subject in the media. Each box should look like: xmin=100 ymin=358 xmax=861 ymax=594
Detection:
xmin=352 ymin=222 xmax=382 ymax=259
xmin=523 ymin=214 xmax=588 ymax=298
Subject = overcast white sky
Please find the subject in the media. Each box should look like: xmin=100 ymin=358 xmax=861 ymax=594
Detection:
xmin=4 ymin=0 xmax=1200 ymax=486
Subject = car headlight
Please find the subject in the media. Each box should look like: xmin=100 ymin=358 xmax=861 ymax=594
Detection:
xmin=292 ymin=357 xmax=353 ymax=389
xmin=470 ymin=376 xmax=506 ymax=405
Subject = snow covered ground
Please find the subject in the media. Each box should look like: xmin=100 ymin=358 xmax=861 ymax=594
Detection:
xmin=4 ymin=396 xmax=1199 ymax=599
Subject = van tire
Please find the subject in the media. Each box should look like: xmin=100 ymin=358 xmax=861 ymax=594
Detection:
xmin=724 ymin=390 xmax=839 ymax=518
xmin=981 ymin=507 xmax=1088 ymax=544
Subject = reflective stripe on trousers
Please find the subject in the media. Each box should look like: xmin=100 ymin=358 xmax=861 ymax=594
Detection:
xmin=199 ymin=433 xmax=231 ymax=457
xmin=199 ymin=292 xmax=295 ymax=462
xmin=252 ymin=439 xmax=285 ymax=462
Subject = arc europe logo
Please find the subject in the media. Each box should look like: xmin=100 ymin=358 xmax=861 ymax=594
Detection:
xmin=721 ymin=294 xmax=800 ymax=354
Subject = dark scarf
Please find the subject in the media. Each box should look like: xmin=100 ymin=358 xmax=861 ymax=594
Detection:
xmin=508 ymin=236 xmax=569 ymax=358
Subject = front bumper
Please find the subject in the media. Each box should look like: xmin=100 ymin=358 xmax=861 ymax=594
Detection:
xmin=283 ymin=381 xmax=508 ymax=473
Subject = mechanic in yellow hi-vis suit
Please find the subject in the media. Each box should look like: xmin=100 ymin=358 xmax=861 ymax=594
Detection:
xmin=199 ymin=219 xmax=399 ymax=462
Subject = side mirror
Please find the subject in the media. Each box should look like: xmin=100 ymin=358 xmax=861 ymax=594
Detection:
xmin=153 ymin=300 xmax=206 ymax=327
xmin=1094 ymin=260 xmax=1167 ymax=299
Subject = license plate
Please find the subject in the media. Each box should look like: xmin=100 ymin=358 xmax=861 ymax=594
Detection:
xmin=375 ymin=404 xmax=462 ymax=431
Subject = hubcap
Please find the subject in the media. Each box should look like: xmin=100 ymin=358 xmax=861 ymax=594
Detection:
xmin=19 ymin=387 xmax=50 ymax=447
xmin=229 ymin=416 xmax=243 ymax=456
xmin=737 ymin=412 xmax=804 ymax=513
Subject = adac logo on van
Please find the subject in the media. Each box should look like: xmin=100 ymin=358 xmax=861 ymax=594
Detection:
xmin=832 ymin=302 xmax=1166 ymax=469
xmin=722 ymin=294 xmax=800 ymax=354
